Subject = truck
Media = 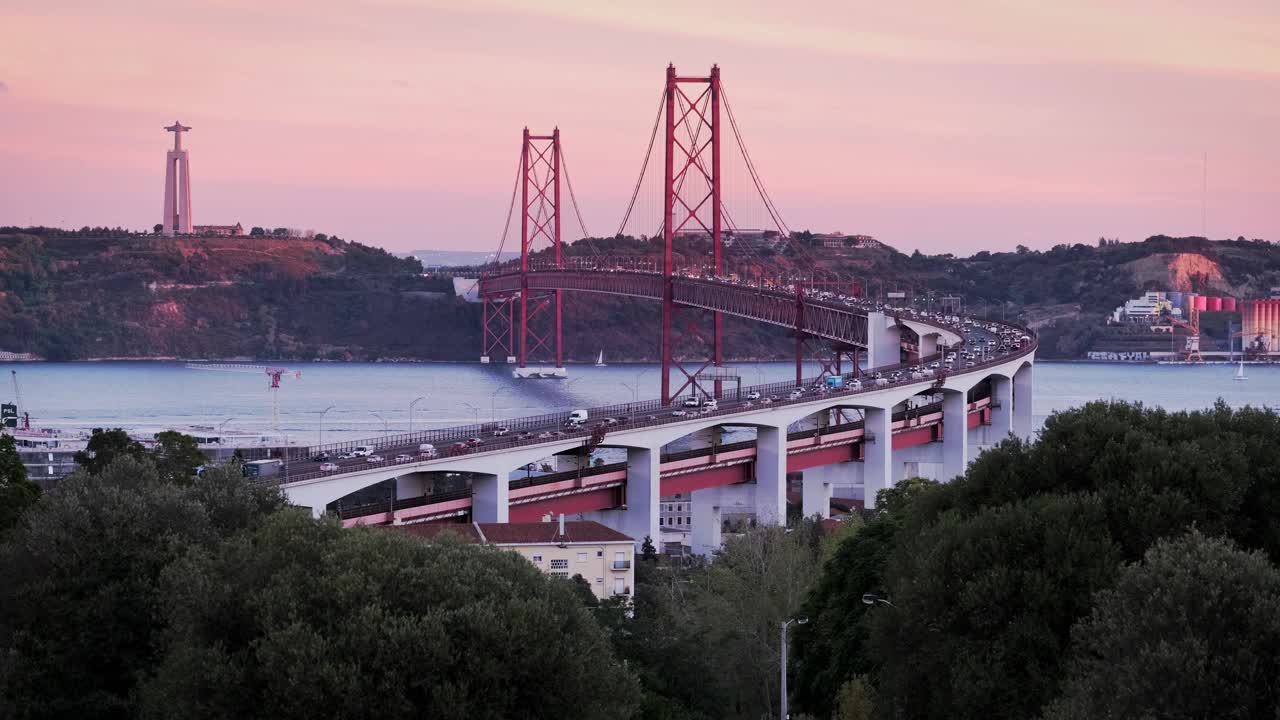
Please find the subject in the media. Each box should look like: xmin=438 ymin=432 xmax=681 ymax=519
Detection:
xmin=824 ymin=376 xmax=845 ymax=390
xmin=242 ymin=458 xmax=283 ymax=479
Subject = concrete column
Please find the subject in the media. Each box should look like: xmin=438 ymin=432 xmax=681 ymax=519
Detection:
xmin=942 ymin=391 xmax=969 ymax=481
xmin=862 ymin=407 xmax=892 ymax=509
xmin=691 ymin=487 xmax=724 ymax=556
xmin=1013 ymin=363 xmax=1034 ymax=441
xmin=919 ymin=333 xmax=939 ymax=359
xmin=621 ymin=447 xmax=660 ymax=549
xmin=471 ymin=473 xmax=509 ymax=523
xmin=755 ymin=425 xmax=787 ymax=525
xmin=867 ymin=312 xmax=902 ymax=368
xmin=989 ymin=376 xmax=1013 ymax=441
xmin=801 ymin=465 xmax=835 ymax=520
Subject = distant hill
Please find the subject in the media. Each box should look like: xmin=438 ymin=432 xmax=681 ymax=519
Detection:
xmin=1 ymin=229 xmax=1274 ymax=362
xmin=402 ymin=249 xmax=504 ymax=267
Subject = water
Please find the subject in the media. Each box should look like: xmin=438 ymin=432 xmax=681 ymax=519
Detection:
xmin=3 ymin=361 xmax=1277 ymax=446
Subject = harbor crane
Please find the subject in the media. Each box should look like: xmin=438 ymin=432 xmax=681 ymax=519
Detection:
xmin=184 ymin=363 xmax=301 ymax=431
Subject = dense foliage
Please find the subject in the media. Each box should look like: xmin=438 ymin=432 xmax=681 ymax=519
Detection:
xmin=792 ymin=400 xmax=1280 ymax=720
xmin=0 ymin=434 xmax=40 ymax=535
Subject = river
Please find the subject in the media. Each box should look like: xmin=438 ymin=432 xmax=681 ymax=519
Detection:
xmin=2 ymin=361 xmax=1276 ymax=446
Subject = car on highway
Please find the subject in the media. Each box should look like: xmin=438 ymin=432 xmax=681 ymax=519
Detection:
xmin=418 ymin=443 xmax=438 ymax=458
xmin=493 ymin=427 xmax=510 ymax=436
xmin=745 ymin=390 xmax=761 ymax=400
xmin=603 ymin=417 xmax=620 ymax=425
xmin=394 ymin=454 xmax=413 ymax=462
xmin=536 ymin=431 xmax=553 ymax=439
xmin=789 ymin=389 xmax=804 ymax=400
xmin=466 ymin=437 xmax=483 ymax=447
xmin=311 ymin=452 xmax=331 ymax=463
xmin=366 ymin=455 xmax=384 ymax=463
xmin=352 ymin=446 xmax=374 ymax=457
xmin=338 ymin=451 xmax=358 ymax=460
xmin=319 ymin=462 xmax=338 ymax=472
xmin=671 ymin=409 xmax=688 ymax=417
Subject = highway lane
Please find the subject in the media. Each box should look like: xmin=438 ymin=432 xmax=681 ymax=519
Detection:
xmin=271 ymin=313 xmax=1033 ymax=487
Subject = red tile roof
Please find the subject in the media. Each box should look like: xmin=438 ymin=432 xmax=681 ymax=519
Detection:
xmin=479 ymin=521 xmax=633 ymax=545
xmin=392 ymin=520 xmax=632 ymax=545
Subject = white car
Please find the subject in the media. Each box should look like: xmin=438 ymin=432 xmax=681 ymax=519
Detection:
xmin=394 ymin=454 xmax=413 ymax=462
xmin=745 ymin=391 xmax=761 ymax=400
xmin=789 ymin=389 xmax=804 ymax=400
xmin=671 ymin=409 xmax=688 ymax=417
xmin=319 ymin=462 xmax=338 ymax=472
xmin=493 ymin=427 xmax=510 ymax=436
xmin=366 ymin=455 xmax=385 ymax=463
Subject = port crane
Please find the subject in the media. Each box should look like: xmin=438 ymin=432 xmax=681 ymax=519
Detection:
xmin=8 ymin=370 xmax=29 ymax=429
xmin=184 ymin=363 xmax=301 ymax=431
xmin=1167 ymin=305 xmax=1202 ymax=362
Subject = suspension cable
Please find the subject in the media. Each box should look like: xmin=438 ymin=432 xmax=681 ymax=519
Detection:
xmin=616 ymin=91 xmax=666 ymax=238
xmin=558 ymin=141 xmax=593 ymax=243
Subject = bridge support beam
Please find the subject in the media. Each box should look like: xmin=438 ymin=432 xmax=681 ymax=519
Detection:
xmin=755 ymin=425 xmax=787 ymax=525
xmin=621 ymin=447 xmax=660 ymax=550
xmin=1013 ymin=363 xmax=1034 ymax=441
xmin=690 ymin=488 xmax=724 ymax=556
xmin=471 ymin=473 xmax=509 ymax=523
xmin=867 ymin=312 xmax=902 ymax=368
xmin=989 ymin=376 xmax=1013 ymax=442
xmin=863 ymin=407 xmax=892 ymax=510
xmin=920 ymin=333 xmax=939 ymax=359
xmin=800 ymin=464 xmax=840 ymax=520
xmin=943 ymin=392 xmax=969 ymax=481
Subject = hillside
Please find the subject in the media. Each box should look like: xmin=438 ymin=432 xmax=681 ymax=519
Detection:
xmin=1 ymin=229 xmax=1276 ymax=361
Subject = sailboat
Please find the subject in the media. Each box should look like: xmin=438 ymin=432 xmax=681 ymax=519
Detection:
xmin=1234 ymin=359 xmax=1247 ymax=381
xmin=595 ymin=350 xmax=607 ymax=367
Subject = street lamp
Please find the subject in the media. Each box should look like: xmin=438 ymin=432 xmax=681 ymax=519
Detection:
xmin=369 ymin=411 xmax=388 ymax=435
xmin=318 ymin=405 xmax=335 ymax=447
xmin=780 ymin=616 xmax=808 ymax=719
xmin=490 ymin=386 xmax=510 ymax=423
xmin=409 ymin=396 xmax=427 ymax=433
xmin=461 ymin=402 xmax=480 ymax=425
xmin=862 ymin=592 xmax=894 ymax=607
xmin=218 ymin=417 xmax=236 ymax=436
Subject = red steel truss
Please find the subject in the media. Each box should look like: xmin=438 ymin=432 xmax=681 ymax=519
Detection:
xmin=518 ymin=127 xmax=562 ymax=368
xmin=661 ymin=64 xmax=725 ymax=405
xmin=481 ymin=294 xmax=516 ymax=362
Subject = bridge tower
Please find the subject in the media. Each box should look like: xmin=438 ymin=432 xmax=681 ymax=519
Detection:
xmin=487 ymin=128 xmax=565 ymax=377
xmin=661 ymin=64 xmax=723 ymax=405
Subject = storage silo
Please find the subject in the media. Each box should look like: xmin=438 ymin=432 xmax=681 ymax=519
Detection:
xmin=1222 ymin=297 xmax=1237 ymax=312
xmin=1206 ymin=297 xmax=1223 ymax=312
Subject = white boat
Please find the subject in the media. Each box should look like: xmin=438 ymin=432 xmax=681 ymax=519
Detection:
xmin=595 ymin=350 xmax=607 ymax=367
xmin=1234 ymin=360 xmax=1247 ymax=381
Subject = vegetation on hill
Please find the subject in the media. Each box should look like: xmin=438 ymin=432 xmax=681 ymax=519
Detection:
xmin=1 ymin=227 xmax=1275 ymax=360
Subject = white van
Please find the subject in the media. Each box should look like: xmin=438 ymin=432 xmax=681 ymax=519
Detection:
xmin=352 ymin=445 xmax=374 ymax=457
xmin=418 ymin=443 xmax=438 ymax=458
xmin=567 ymin=409 xmax=588 ymax=424
xmin=702 ymin=399 xmax=718 ymax=412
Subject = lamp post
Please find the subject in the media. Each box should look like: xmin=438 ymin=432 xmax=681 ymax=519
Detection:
xmin=490 ymin=386 xmax=510 ymax=423
xmin=218 ymin=417 xmax=236 ymax=436
xmin=780 ymin=617 xmax=809 ymax=719
xmin=862 ymin=592 xmax=894 ymax=607
xmin=461 ymin=402 xmax=480 ymax=425
xmin=369 ymin=411 xmax=388 ymax=435
xmin=409 ymin=396 xmax=426 ymax=434
xmin=318 ymin=405 xmax=335 ymax=448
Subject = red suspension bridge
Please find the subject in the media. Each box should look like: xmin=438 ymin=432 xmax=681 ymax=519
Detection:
xmin=477 ymin=64 xmax=874 ymax=405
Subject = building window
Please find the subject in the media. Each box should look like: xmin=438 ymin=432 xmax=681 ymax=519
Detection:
xmin=596 ymin=577 xmax=604 ymax=584
xmin=597 ymin=550 xmax=603 ymax=557
xmin=531 ymin=555 xmax=543 ymax=563
xmin=577 ymin=552 xmax=587 ymax=562
xmin=659 ymin=518 xmax=665 ymax=526
xmin=550 ymin=559 xmax=568 ymax=570
xmin=551 ymin=571 xmax=569 ymax=579
xmin=614 ymin=578 xmax=627 ymax=596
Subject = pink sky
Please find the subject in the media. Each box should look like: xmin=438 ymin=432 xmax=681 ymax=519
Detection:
xmin=1 ymin=0 xmax=1277 ymax=255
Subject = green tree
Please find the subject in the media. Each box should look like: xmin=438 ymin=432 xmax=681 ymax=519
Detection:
xmin=0 ymin=459 xmax=284 ymax=720
xmin=570 ymin=573 xmax=600 ymax=607
xmin=1044 ymin=531 xmax=1280 ymax=719
xmin=249 ymin=226 xmax=265 ymax=236
xmin=151 ymin=430 xmax=207 ymax=484
xmin=73 ymin=428 xmax=147 ymax=475
xmin=871 ymin=494 xmax=1119 ymax=720
xmin=832 ymin=676 xmax=875 ymax=720
xmin=153 ymin=223 xmax=163 ymax=234
xmin=0 ymin=434 xmax=40 ymax=534
xmin=641 ymin=535 xmax=658 ymax=562
xmin=139 ymin=516 xmax=639 ymax=720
